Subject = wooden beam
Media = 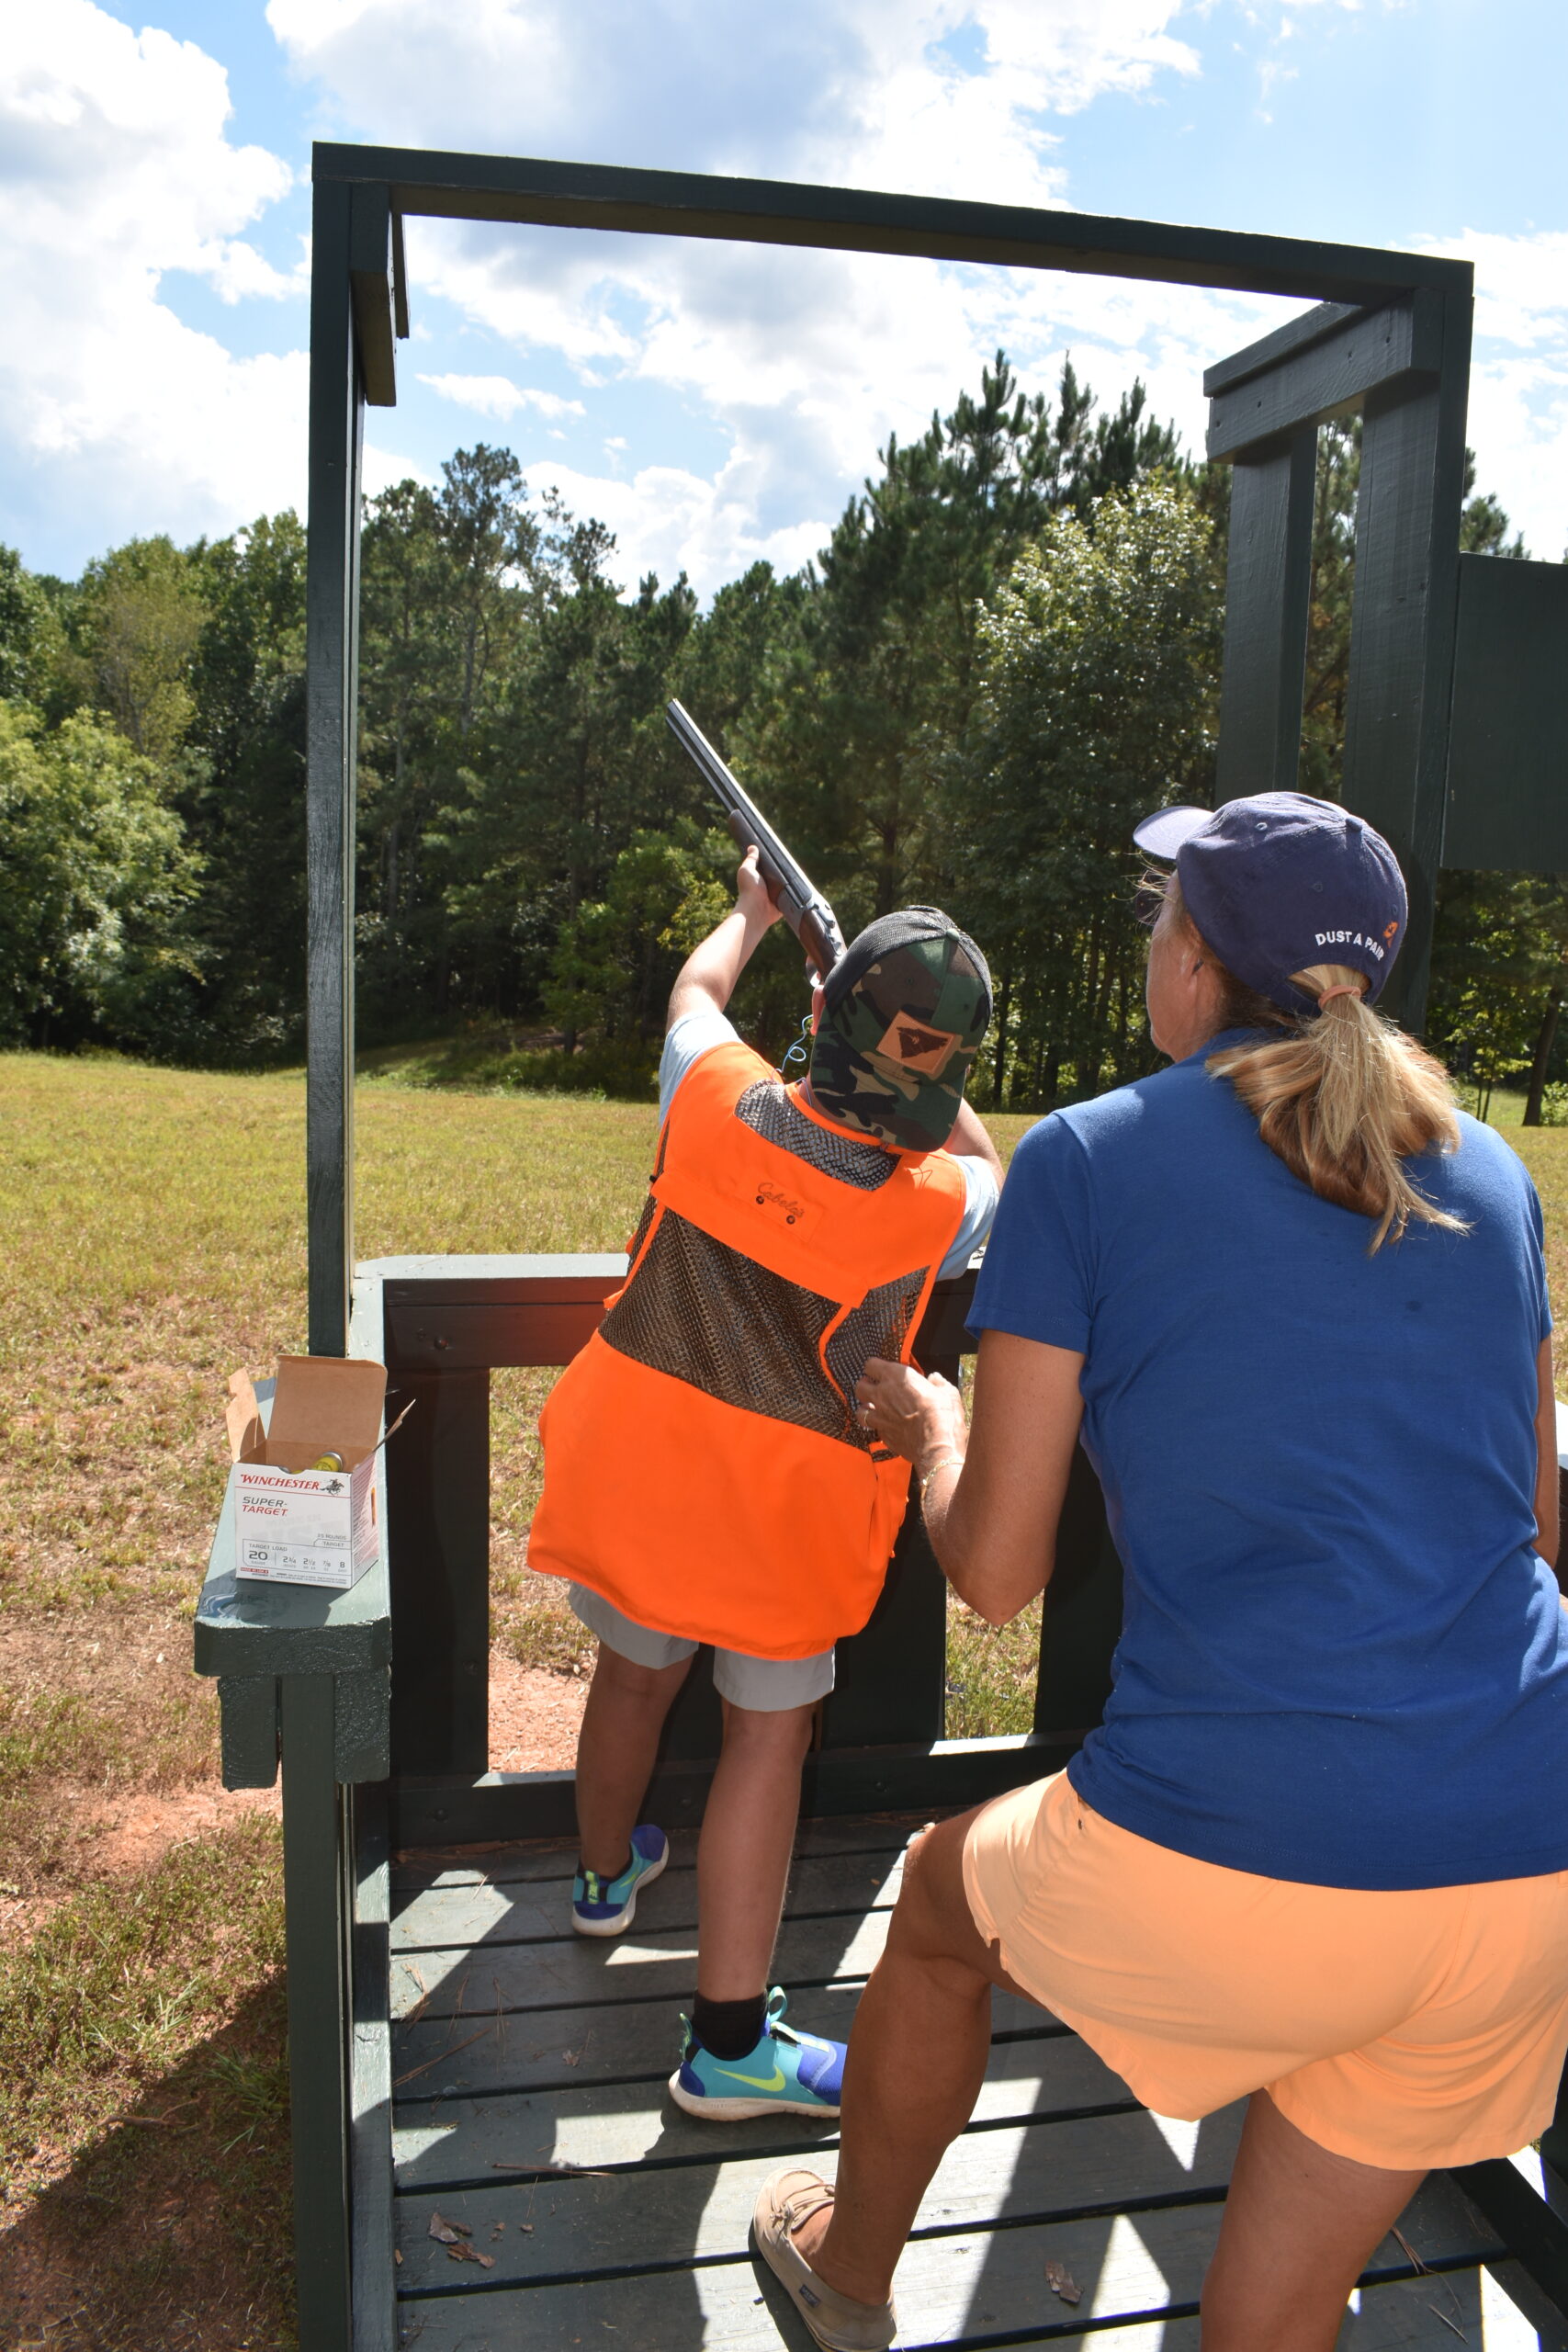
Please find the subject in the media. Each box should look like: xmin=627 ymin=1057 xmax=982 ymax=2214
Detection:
xmin=312 ymin=142 xmax=1471 ymax=307
xmin=1215 ymin=426 xmax=1317 ymax=795
xmin=1207 ymin=292 xmax=1442 ymax=459
xmin=1202 ymin=300 xmax=1361 ymax=396
xmin=347 ymin=182 xmax=397 ymax=407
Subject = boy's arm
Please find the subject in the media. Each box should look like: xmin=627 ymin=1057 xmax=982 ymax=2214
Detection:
xmin=667 ymin=846 xmax=784 ymax=1029
xmin=944 ymin=1098 xmax=1004 ymax=1184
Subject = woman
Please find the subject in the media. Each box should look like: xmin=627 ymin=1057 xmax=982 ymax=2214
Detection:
xmin=750 ymin=791 xmax=1568 ymax=2352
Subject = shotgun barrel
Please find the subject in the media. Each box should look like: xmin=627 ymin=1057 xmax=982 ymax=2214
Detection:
xmin=666 ymin=698 xmax=846 ymax=986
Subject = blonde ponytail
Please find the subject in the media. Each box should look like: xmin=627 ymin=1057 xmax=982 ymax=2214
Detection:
xmin=1167 ymin=881 xmax=1465 ymax=1252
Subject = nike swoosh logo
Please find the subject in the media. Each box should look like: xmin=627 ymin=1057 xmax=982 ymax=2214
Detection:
xmin=711 ymin=2056 xmax=786 ymax=2091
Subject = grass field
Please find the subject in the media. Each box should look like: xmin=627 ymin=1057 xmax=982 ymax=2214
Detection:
xmin=3 ymin=1048 xmax=1566 ymax=2346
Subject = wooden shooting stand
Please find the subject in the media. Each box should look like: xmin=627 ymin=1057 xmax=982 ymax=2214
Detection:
xmin=193 ymin=142 xmax=1568 ymax=2349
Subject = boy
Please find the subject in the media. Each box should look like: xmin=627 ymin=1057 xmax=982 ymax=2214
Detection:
xmin=528 ymin=849 xmax=999 ymax=2119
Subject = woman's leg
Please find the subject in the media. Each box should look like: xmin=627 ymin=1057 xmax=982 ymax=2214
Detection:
xmin=574 ymin=1642 xmax=692 ymax=1878
xmin=791 ymin=1808 xmax=1021 ymax=2306
xmin=696 ymin=1697 xmax=815 ymax=1999
xmin=1201 ymin=2090 xmax=1426 ymax=2352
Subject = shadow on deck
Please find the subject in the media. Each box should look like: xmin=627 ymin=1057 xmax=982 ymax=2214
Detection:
xmin=384 ymin=1814 xmax=1540 ymax=2352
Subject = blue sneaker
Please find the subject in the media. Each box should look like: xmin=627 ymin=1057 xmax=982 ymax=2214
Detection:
xmin=670 ymin=1987 xmax=846 ymax=2120
xmin=571 ymin=1824 xmax=668 ymax=1937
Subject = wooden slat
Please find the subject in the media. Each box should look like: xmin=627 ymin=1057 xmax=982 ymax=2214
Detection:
xmin=380 ymin=2262 xmax=1515 ymax=2351
xmin=390 ymin=1810 xmax=931 ymax=1893
xmin=391 ymin=1844 xmax=912 ymax=1952
xmin=391 ymin=1906 xmax=897 ymax=2022
xmin=392 ymin=2034 xmax=1124 ymax=2188
xmin=392 ymin=1980 xmax=1056 ymax=2099
xmin=391 ymin=2161 xmax=1488 ymax=2332
xmin=392 ymin=2109 xmax=1247 ymax=2295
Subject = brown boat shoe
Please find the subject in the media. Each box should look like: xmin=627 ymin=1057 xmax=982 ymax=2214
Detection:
xmin=751 ymin=2168 xmax=897 ymax=2352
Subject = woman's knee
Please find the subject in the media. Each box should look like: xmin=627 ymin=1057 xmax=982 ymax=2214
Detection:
xmin=888 ymin=1814 xmax=988 ymax=1966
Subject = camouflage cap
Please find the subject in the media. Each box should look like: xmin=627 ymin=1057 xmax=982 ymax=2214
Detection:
xmin=806 ymin=907 xmax=993 ymax=1153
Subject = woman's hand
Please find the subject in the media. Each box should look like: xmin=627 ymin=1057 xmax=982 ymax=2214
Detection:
xmin=854 ymin=1356 xmax=967 ymax=1473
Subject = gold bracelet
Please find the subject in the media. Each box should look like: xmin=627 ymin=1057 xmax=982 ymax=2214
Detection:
xmin=919 ymin=1453 xmax=965 ymax=1497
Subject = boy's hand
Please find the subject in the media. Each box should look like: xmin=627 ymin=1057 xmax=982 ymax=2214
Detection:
xmin=738 ymin=845 xmax=784 ymax=933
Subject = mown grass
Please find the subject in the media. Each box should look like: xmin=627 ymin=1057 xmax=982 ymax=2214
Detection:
xmin=0 ymin=1816 xmax=290 ymax=2349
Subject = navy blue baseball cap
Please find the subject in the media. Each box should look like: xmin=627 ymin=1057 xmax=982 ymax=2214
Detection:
xmin=1133 ymin=791 xmax=1407 ymax=1016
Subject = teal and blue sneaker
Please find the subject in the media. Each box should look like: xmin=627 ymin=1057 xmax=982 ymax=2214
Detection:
xmin=571 ymin=1824 xmax=669 ymax=1938
xmin=669 ymin=1987 xmax=846 ymax=2120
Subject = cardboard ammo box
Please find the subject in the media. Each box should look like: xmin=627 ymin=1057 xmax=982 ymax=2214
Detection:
xmin=226 ymin=1355 xmax=387 ymax=1590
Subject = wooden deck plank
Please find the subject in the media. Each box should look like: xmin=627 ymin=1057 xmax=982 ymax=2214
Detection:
xmin=391 ymin=2107 xmax=1250 ymax=2292
xmin=393 ymin=2175 xmax=1497 ymax=2347
xmin=390 ymin=1846 xmax=910 ymax=1954
xmin=390 ymin=1813 xmax=934 ymax=1894
xmin=392 ymin=2034 xmax=1130 ymax=2188
xmin=391 ymin=1906 xmax=897 ymax=2021
xmin=391 ymin=1982 xmax=1055 ymax=2098
xmin=389 ymin=2267 xmax=1517 ymax=2351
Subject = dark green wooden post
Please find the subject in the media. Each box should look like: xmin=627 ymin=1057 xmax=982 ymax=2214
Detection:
xmin=280 ymin=1677 xmax=354 ymax=2348
xmin=306 ymin=178 xmax=364 ymax=1362
xmin=384 ymin=1367 xmax=491 ymax=1775
xmin=1339 ymin=289 xmax=1473 ymax=1031
xmin=1215 ymin=425 xmax=1316 ymax=797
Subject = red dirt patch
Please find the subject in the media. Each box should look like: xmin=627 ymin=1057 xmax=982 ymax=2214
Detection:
xmin=489 ymin=1649 xmax=588 ymax=1772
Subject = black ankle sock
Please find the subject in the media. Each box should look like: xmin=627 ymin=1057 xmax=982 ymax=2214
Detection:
xmin=692 ymin=1992 xmax=766 ymax=2060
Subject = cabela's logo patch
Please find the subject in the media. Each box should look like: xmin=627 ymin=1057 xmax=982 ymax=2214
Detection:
xmin=750 ymin=1177 xmax=815 ymax=1232
xmin=873 ymin=1012 xmax=962 ymax=1076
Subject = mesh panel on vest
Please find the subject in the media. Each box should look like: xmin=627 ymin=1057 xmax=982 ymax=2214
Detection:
xmin=600 ymin=1214 xmax=936 ymax=1452
xmin=598 ymin=1206 xmax=863 ymax=1444
xmin=735 ymin=1080 xmax=897 ymax=1192
xmin=825 ymin=1268 xmax=931 ymax=1406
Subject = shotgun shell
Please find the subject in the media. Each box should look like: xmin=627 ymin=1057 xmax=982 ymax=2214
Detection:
xmin=310 ymin=1453 xmax=344 ymax=1472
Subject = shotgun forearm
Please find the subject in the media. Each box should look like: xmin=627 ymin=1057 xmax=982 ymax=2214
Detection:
xmin=666 ymin=699 xmax=846 ymax=984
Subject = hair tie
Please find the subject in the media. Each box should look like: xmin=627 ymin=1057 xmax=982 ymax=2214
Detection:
xmin=1316 ymin=984 xmax=1363 ymax=1009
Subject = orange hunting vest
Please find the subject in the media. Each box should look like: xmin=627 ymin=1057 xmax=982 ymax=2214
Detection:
xmin=528 ymin=1039 xmax=968 ymax=1658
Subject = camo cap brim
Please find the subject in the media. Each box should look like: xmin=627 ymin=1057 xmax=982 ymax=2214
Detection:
xmin=806 ymin=907 xmax=993 ymax=1153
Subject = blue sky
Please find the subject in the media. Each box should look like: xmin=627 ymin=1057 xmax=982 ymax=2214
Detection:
xmin=6 ymin=0 xmax=1565 ymax=594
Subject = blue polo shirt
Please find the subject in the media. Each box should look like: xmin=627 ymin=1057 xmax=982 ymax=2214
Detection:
xmin=970 ymin=1031 xmax=1568 ymax=1891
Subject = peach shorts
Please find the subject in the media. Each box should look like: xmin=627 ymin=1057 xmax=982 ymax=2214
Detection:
xmin=962 ymin=1770 xmax=1568 ymax=2171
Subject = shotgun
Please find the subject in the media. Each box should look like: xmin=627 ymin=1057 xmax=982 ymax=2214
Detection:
xmin=666 ymin=699 xmax=846 ymax=986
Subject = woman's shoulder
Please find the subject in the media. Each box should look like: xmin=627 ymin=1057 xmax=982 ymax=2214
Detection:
xmin=1440 ymin=1109 xmax=1542 ymax=1214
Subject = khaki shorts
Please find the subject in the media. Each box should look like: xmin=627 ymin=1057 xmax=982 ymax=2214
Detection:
xmin=568 ymin=1583 xmax=835 ymax=1713
xmin=962 ymin=1770 xmax=1568 ymax=2171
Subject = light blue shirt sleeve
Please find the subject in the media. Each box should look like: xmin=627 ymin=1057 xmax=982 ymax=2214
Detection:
xmin=658 ymin=1009 xmax=740 ymax=1123
xmin=939 ymin=1154 xmax=999 ymax=1281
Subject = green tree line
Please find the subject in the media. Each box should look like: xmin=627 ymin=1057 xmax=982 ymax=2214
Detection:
xmin=0 ymin=353 xmax=1558 ymax=1115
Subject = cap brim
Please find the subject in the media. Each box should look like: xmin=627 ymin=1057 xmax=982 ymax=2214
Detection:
xmin=1133 ymin=804 xmax=1213 ymax=861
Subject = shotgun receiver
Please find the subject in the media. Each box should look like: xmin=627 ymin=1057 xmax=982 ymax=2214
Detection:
xmin=666 ymin=698 xmax=846 ymax=986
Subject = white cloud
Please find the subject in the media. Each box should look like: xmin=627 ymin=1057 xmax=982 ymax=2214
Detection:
xmin=0 ymin=2 xmax=307 ymax=560
xmin=1416 ymin=230 xmax=1568 ymax=560
xmin=265 ymin=0 xmax=1199 ymax=203
xmin=417 ymin=373 xmax=587 ymax=422
xmin=257 ymin=0 xmax=1298 ymax=594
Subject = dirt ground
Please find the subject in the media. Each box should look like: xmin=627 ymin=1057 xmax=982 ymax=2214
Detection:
xmin=0 ymin=1640 xmax=588 ymax=1957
